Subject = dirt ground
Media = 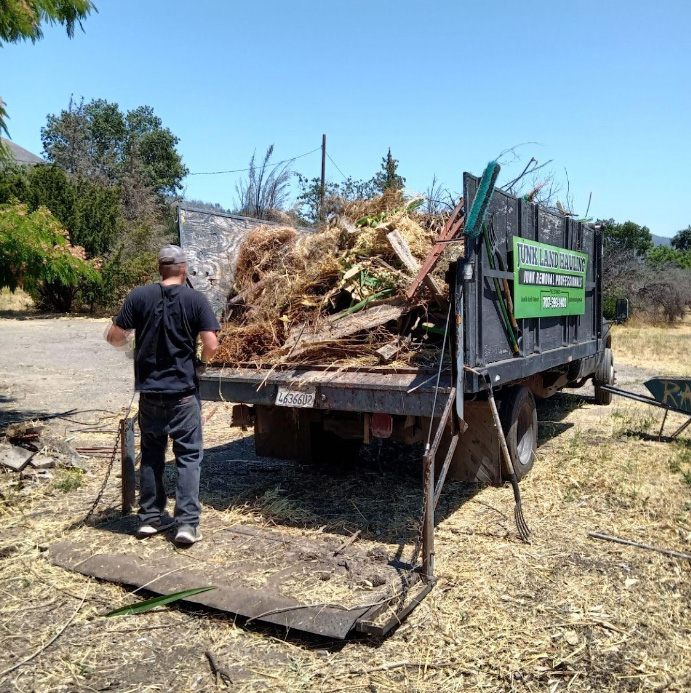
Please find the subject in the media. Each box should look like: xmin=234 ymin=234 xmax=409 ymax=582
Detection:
xmin=0 ymin=316 xmax=689 ymax=692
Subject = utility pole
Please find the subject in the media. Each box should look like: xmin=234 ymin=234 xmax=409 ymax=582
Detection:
xmin=319 ymin=133 xmax=326 ymax=221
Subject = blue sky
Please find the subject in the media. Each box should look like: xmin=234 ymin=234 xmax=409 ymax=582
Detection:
xmin=2 ymin=0 xmax=690 ymax=237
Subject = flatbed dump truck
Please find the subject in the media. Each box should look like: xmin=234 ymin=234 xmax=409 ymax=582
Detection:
xmin=177 ymin=171 xmax=616 ymax=634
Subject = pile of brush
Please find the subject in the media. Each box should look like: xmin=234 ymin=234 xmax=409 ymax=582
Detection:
xmin=213 ymin=190 xmax=460 ymax=367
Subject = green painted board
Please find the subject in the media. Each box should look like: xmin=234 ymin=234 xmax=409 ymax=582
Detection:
xmin=512 ymin=237 xmax=588 ymax=319
xmin=644 ymin=378 xmax=691 ymax=414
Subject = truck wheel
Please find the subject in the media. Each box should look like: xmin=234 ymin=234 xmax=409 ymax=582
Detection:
xmin=499 ymin=386 xmax=537 ymax=482
xmin=594 ymin=347 xmax=614 ymax=405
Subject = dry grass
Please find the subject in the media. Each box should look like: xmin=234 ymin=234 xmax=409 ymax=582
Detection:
xmin=612 ymin=313 xmax=691 ymax=377
xmin=1 ymin=381 xmax=690 ymax=691
xmin=0 ymin=287 xmax=34 ymax=312
xmin=234 ymin=225 xmax=299 ymax=290
xmin=2 ymin=312 xmax=691 ymax=691
xmin=214 ymin=194 xmax=443 ymax=368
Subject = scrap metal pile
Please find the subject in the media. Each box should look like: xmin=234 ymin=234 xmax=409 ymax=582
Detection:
xmin=213 ymin=190 xmax=463 ymax=367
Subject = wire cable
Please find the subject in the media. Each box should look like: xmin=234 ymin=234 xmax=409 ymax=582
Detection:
xmin=188 ymin=147 xmax=321 ymax=176
xmin=326 ymin=152 xmax=349 ymax=181
xmin=425 ymin=300 xmax=454 ymax=451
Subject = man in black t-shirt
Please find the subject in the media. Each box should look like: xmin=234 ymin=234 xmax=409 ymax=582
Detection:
xmin=106 ymin=245 xmax=220 ymax=544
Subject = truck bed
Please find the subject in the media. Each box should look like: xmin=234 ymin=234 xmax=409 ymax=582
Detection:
xmin=199 ymin=365 xmax=453 ymax=417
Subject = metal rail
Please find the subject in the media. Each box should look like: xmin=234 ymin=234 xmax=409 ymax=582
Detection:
xmin=601 ymin=385 xmax=691 ymax=439
xmin=421 ymin=388 xmax=457 ymax=578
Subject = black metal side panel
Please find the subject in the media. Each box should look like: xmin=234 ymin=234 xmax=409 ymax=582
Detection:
xmin=462 ymin=173 xmax=603 ymax=394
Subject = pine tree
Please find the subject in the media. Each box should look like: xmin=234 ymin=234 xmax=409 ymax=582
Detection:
xmin=373 ymin=148 xmax=406 ymax=193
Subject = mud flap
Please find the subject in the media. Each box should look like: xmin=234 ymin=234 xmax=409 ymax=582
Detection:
xmin=445 ymin=399 xmax=503 ymax=485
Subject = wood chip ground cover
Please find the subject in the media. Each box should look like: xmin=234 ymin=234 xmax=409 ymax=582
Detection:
xmin=0 ymin=316 xmax=689 ymax=691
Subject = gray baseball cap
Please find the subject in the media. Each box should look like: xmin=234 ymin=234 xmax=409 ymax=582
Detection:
xmin=158 ymin=244 xmax=187 ymax=265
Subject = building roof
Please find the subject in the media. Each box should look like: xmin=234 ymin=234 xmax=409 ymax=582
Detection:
xmin=1 ymin=138 xmax=44 ymax=165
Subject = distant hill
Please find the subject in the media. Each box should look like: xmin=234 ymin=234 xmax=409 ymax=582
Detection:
xmin=652 ymin=234 xmax=672 ymax=247
xmin=181 ymin=199 xmax=232 ymax=214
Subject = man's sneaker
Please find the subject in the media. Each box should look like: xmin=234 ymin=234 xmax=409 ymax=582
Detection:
xmin=136 ymin=515 xmax=176 ymax=539
xmin=175 ymin=524 xmax=202 ymax=544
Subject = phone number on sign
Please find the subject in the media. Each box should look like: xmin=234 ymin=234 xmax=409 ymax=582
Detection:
xmin=542 ymin=296 xmax=568 ymax=309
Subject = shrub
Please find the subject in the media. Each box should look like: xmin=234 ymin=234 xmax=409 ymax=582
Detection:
xmin=602 ymin=246 xmax=691 ymax=323
xmin=0 ymin=203 xmax=100 ymax=302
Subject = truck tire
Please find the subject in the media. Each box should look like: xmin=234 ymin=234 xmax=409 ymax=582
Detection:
xmin=594 ymin=347 xmax=614 ymax=405
xmin=499 ymin=386 xmax=537 ymax=482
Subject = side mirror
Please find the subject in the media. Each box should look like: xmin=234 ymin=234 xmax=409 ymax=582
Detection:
xmin=615 ymin=298 xmax=629 ymax=323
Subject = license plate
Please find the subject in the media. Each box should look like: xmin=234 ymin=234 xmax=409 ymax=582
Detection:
xmin=275 ymin=385 xmax=317 ymax=408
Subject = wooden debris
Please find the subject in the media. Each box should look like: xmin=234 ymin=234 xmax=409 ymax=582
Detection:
xmin=407 ymin=196 xmax=464 ymax=300
xmin=333 ymin=530 xmax=361 ymax=556
xmin=212 ymin=203 xmax=454 ymax=366
xmin=331 ymin=214 xmax=358 ymax=234
xmin=284 ymin=302 xmax=405 ymax=358
xmin=5 ymin=421 xmax=44 ymax=441
xmin=0 ymin=443 xmax=35 ymax=472
xmin=27 ymin=454 xmax=55 ymax=470
xmin=202 ymin=404 xmax=220 ymax=426
xmin=40 ymin=432 xmax=86 ymax=470
xmin=225 ymin=278 xmax=268 ymax=307
xmin=346 ymin=660 xmax=455 ymax=676
xmin=376 ymin=340 xmax=402 ymax=363
xmin=204 ymin=651 xmax=233 ymax=687
xmin=386 ymin=229 xmax=447 ymax=307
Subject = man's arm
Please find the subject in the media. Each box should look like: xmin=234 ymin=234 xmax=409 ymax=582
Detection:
xmin=106 ymin=323 xmax=132 ymax=348
xmin=106 ymin=292 xmax=136 ymax=349
xmin=200 ymin=330 xmax=219 ymax=363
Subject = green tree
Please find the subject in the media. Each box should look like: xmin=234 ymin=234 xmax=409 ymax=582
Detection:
xmin=41 ymin=98 xmax=188 ymax=198
xmin=0 ymin=159 xmax=29 ymax=199
xmin=295 ymin=174 xmax=377 ymax=224
xmin=0 ymin=163 xmax=120 ymax=257
xmin=0 ymin=98 xmax=9 ymax=156
xmin=671 ymin=225 xmax=691 ymax=252
xmin=372 ymin=148 xmax=406 ymax=193
xmin=600 ymin=218 xmax=653 ymax=256
xmin=0 ymin=0 xmax=94 ymax=45
xmin=126 ymin=106 xmax=187 ymax=196
xmin=646 ymin=245 xmax=691 ymax=270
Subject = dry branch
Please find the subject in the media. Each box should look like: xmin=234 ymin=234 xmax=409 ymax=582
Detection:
xmin=333 ymin=530 xmax=361 ymax=556
xmin=205 ymin=650 xmax=233 ymax=687
xmin=588 ymin=532 xmax=691 ymax=561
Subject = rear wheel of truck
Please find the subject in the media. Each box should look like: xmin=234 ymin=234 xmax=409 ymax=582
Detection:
xmin=594 ymin=347 xmax=614 ymax=405
xmin=499 ymin=386 xmax=537 ymax=482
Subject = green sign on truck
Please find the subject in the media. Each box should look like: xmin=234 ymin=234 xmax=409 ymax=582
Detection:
xmin=512 ymin=237 xmax=588 ymax=319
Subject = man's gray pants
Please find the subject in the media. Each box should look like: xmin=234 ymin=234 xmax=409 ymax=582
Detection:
xmin=138 ymin=393 xmax=203 ymax=528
